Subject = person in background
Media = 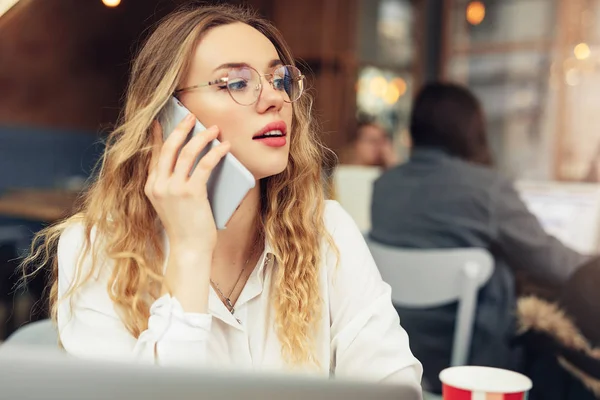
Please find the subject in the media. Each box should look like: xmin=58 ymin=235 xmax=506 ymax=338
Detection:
xmin=21 ymin=3 xmax=422 ymax=388
xmin=340 ymin=121 xmax=398 ymax=169
xmin=370 ymin=82 xmax=589 ymax=393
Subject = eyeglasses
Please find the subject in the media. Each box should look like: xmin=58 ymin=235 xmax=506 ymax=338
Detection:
xmin=174 ymin=64 xmax=305 ymax=106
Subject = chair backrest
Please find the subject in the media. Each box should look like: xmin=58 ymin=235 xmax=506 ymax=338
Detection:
xmin=4 ymin=319 xmax=58 ymax=347
xmin=0 ymin=125 xmax=104 ymax=193
xmin=367 ymin=240 xmax=494 ymax=367
xmin=0 ymin=226 xmax=31 ymax=255
xmin=332 ymin=165 xmax=382 ymax=233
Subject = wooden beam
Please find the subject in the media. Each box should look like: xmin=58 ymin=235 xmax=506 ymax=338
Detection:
xmin=554 ymin=0 xmax=572 ymax=180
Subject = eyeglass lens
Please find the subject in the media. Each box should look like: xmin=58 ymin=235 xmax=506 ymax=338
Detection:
xmin=225 ymin=65 xmax=304 ymax=105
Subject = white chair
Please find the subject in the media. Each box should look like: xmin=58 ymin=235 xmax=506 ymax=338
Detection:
xmin=367 ymin=241 xmax=494 ymax=366
xmin=4 ymin=319 xmax=58 ymax=347
xmin=367 ymin=241 xmax=494 ymax=398
xmin=332 ymin=165 xmax=382 ymax=233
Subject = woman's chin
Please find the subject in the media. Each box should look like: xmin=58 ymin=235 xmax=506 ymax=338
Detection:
xmin=251 ymin=160 xmax=289 ymax=180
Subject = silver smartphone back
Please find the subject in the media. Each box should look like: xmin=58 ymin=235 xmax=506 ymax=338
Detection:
xmin=158 ymin=97 xmax=256 ymax=229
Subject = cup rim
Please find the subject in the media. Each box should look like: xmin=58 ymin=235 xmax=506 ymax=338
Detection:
xmin=439 ymin=366 xmax=532 ymax=393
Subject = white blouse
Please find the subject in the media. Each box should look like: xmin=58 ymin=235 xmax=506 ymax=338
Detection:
xmin=57 ymin=200 xmax=422 ymax=386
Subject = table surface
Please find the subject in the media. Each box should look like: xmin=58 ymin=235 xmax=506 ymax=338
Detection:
xmin=0 ymin=189 xmax=81 ymax=222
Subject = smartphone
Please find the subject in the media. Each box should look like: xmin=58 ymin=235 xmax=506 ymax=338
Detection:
xmin=158 ymin=96 xmax=256 ymax=229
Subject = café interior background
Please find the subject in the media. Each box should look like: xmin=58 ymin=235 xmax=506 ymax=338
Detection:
xmin=1 ymin=0 xmax=600 ymax=337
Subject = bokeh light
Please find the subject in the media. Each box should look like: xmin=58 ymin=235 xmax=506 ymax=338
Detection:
xmin=574 ymin=43 xmax=591 ymax=60
xmin=102 ymin=0 xmax=121 ymax=8
xmin=466 ymin=1 xmax=486 ymax=26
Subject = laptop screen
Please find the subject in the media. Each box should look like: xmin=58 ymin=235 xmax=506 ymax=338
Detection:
xmin=516 ymin=181 xmax=600 ymax=255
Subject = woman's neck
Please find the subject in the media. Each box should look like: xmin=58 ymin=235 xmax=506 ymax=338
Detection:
xmin=213 ymin=183 xmax=262 ymax=264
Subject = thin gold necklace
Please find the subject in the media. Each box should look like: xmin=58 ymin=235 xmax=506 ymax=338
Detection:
xmin=210 ymin=252 xmax=253 ymax=315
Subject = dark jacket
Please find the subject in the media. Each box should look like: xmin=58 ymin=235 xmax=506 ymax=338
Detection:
xmin=370 ymin=148 xmax=586 ymax=393
xmin=517 ymin=293 xmax=600 ymax=400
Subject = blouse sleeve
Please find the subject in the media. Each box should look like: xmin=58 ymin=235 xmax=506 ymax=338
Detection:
xmin=325 ymin=201 xmax=423 ymax=387
xmin=56 ymin=223 xmax=211 ymax=367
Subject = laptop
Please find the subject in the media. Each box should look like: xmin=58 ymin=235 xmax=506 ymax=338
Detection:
xmin=0 ymin=345 xmax=421 ymax=400
xmin=515 ymin=180 xmax=600 ymax=255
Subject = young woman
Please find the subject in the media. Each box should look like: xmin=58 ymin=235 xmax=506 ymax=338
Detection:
xmin=23 ymin=4 xmax=421 ymax=385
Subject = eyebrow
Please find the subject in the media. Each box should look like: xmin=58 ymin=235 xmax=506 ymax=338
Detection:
xmin=212 ymin=59 xmax=283 ymax=72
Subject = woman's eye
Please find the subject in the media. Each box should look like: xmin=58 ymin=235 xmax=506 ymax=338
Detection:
xmin=273 ymin=78 xmax=285 ymax=90
xmin=227 ymin=79 xmax=248 ymax=91
xmin=274 ymin=76 xmax=293 ymax=94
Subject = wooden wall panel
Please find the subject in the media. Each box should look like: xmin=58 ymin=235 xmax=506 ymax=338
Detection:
xmin=0 ymin=0 xmax=177 ymax=131
xmin=0 ymin=0 xmax=358 ymax=149
xmin=271 ymin=0 xmax=359 ymax=151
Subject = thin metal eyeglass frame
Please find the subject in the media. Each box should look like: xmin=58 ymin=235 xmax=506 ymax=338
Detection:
xmin=173 ymin=65 xmax=305 ymax=105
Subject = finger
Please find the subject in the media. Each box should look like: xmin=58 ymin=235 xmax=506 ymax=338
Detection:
xmin=156 ymin=113 xmax=196 ymax=181
xmin=172 ymin=126 xmax=220 ymax=180
xmin=188 ymin=141 xmax=232 ymax=186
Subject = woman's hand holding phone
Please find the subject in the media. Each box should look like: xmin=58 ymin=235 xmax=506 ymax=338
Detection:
xmin=145 ymin=113 xmax=230 ymax=313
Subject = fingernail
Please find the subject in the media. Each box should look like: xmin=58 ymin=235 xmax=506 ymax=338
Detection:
xmin=186 ymin=113 xmax=195 ymax=122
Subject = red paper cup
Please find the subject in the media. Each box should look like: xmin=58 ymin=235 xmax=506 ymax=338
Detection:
xmin=439 ymin=366 xmax=532 ymax=400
